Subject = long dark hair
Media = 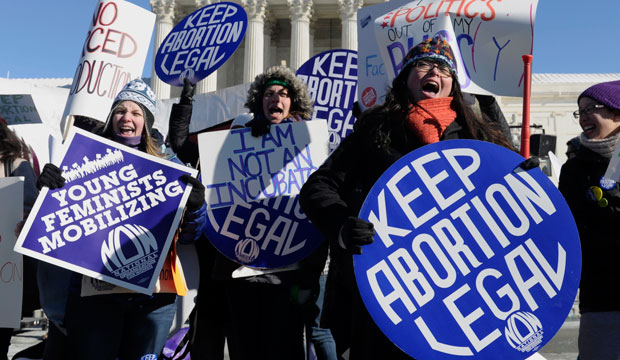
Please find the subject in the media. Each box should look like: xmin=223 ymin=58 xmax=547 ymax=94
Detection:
xmin=0 ymin=120 xmax=31 ymax=161
xmin=369 ymin=65 xmax=514 ymax=150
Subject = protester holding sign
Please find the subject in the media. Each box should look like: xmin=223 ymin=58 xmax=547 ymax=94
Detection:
xmin=299 ymin=36 xmax=514 ymax=359
xmin=35 ymin=79 xmax=206 ymax=360
xmin=167 ymin=65 xmax=328 ymax=359
xmin=0 ymin=117 xmax=39 ymax=360
xmin=559 ymin=80 xmax=620 ymax=360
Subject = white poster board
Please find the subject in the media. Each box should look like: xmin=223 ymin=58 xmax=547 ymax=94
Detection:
xmin=358 ymin=0 xmax=538 ymax=109
xmin=61 ymin=0 xmax=155 ymax=128
xmin=198 ymin=121 xmax=329 ymax=209
xmin=0 ymin=177 xmax=24 ymax=328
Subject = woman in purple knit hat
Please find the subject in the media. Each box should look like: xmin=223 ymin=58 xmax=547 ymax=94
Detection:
xmin=559 ymin=79 xmax=620 ymax=360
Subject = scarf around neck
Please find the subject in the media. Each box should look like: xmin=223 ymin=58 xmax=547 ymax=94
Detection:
xmin=579 ymin=132 xmax=620 ymax=159
xmin=112 ymin=133 xmax=142 ymax=149
xmin=406 ymin=97 xmax=457 ymax=145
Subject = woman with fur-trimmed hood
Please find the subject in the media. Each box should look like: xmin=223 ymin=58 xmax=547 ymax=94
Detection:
xmin=232 ymin=65 xmax=314 ymax=135
xmin=167 ymin=66 xmax=327 ymax=360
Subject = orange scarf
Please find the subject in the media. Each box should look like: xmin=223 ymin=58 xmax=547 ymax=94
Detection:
xmin=406 ymin=97 xmax=457 ymax=145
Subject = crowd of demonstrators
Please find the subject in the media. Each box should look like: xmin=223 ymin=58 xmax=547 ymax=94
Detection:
xmin=559 ymin=80 xmax=620 ymax=360
xmin=0 ymin=117 xmax=39 ymax=360
xmin=167 ymin=65 xmax=336 ymax=359
xmin=5 ymin=37 xmax=614 ymax=360
xmin=298 ymin=36 xmax=514 ymax=359
xmin=32 ymin=79 xmax=207 ymax=360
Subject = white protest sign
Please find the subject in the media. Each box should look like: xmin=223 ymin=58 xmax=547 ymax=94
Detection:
xmin=604 ymin=142 xmax=620 ymax=181
xmin=0 ymin=177 xmax=24 ymax=328
xmin=62 ymin=0 xmax=155 ymax=125
xmin=358 ymin=0 xmax=538 ymax=109
xmin=0 ymin=95 xmax=42 ymax=125
xmin=198 ymin=121 xmax=329 ymax=209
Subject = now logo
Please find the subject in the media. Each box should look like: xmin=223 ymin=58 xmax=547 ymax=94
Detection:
xmin=101 ymin=224 xmax=158 ymax=273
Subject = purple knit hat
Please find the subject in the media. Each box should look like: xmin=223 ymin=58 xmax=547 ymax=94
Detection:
xmin=578 ymin=80 xmax=620 ymax=111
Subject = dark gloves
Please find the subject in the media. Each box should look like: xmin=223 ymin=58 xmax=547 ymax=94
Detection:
xmin=246 ymin=116 xmax=271 ymax=137
xmin=515 ymin=156 xmax=540 ymax=172
xmin=180 ymin=174 xmax=205 ymax=212
xmin=339 ymin=216 xmax=375 ymax=255
xmin=36 ymin=163 xmax=65 ymax=190
xmin=180 ymin=78 xmax=195 ymax=105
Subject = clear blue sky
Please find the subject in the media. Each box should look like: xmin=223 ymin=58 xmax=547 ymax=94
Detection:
xmin=1 ymin=0 xmax=618 ymax=79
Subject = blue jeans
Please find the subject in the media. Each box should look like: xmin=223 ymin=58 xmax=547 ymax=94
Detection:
xmin=65 ymin=292 xmax=176 ymax=360
xmin=307 ymin=275 xmax=337 ymax=360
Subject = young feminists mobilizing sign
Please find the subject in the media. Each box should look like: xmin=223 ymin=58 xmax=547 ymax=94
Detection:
xmin=355 ymin=140 xmax=581 ymax=359
xmin=357 ymin=0 xmax=538 ymax=109
xmin=62 ymin=0 xmax=155 ymax=123
xmin=155 ymin=2 xmax=247 ymax=86
xmin=198 ymin=121 xmax=329 ymax=268
xmin=14 ymin=128 xmax=197 ymax=294
xmin=296 ymin=50 xmax=358 ymax=152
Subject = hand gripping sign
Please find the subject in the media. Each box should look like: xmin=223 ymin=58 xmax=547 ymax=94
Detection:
xmin=14 ymin=128 xmax=197 ymax=295
xmin=355 ymin=140 xmax=581 ymax=359
xmin=296 ymin=50 xmax=358 ymax=153
xmin=198 ymin=121 xmax=329 ymax=268
xmin=155 ymin=2 xmax=247 ymax=86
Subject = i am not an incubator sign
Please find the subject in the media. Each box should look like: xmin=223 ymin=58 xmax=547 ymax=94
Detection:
xmin=355 ymin=140 xmax=581 ymax=359
xmin=14 ymin=128 xmax=196 ymax=294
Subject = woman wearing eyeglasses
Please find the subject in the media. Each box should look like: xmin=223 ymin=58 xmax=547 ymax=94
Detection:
xmin=299 ymin=36 xmax=513 ymax=360
xmin=558 ymin=80 xmax=620 ymax=360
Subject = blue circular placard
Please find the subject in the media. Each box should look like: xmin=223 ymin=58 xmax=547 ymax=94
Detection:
xmin=296 ymin=49 xmax=357 ymax=152
xmin=204 ymin=195 xmax=325 ymax=269
xmin=355 ymin=139 xmax=581 ymax=360
xmin=154 ymin=2 xmax=247 ymax=86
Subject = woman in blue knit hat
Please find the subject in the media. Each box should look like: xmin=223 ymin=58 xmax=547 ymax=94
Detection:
xmin=36 ymin=78 xmax=207 ymax=360
xmin=298 ymin=36 xmax=514 ymax=359
xmin=558 ymin=80 xmax=620 ymax=360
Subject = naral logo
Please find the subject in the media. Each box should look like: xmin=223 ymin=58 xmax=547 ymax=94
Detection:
xmin=504 ymin=311 xmax=544 ymax=352
xmin=101 ymin=224 xmax=158 ymax=280
xmin=235 ymin=237 xmax=260 ymax=264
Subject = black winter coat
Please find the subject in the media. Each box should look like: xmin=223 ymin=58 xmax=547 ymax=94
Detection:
xmin=299 ymin=108 xmax=474 ymax=360
xmin=559 ymin=145 xmax=620 ymax=313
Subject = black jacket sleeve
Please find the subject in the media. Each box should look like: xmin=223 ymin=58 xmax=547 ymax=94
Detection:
xmin=169 ymin=103 xmax=199 ymax=166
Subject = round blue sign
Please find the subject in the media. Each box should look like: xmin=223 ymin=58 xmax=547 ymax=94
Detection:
xmin=355 ymin=139 xmax=581 ymax=359
xmin=204 ymin=195 xmax=325 ymax=269
xmin=154 ymin=2 xmax=247 ymax=86
xmin=296 ymin=49 xmax=357 ymax=152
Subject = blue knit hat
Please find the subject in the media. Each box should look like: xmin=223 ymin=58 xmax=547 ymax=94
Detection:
xmin=103 ymin=79 xmax=157 ymax=135
xmin=400 ymin=36 xmax=457 ymax=76
xmin=578 ymin=80 xmax=620 ymax=111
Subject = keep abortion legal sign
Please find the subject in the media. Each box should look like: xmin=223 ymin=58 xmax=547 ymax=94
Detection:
xmin=355 ymin=140 xmax=581 ymax=359
xmin=155 ymin=2 xmax=247 ymax=86
xmin=296 ymin=50 xmax=358 ymax=152
xmin=14 ymin=128 xmax=197 ymax=294
xmin=0 ymin=95 xmax=42 ymax=125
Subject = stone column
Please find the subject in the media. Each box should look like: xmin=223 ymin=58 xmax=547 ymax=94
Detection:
xmin=241 ymin=0 xmax=267 ymax=83
xmin=338 ymin=0 xmax=363 ymax=51
xmin=193 ymin=0 xmax=217 ymax=94
xmin=263 ymin=11 xmax=275 ymax=68
xmin=288 ymin=0 xmax=313 ymax=70
xmin=150 ymin=0 xmax=175 ymax=99
xmin=309 ymin=16 xmax=317 ymax=56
